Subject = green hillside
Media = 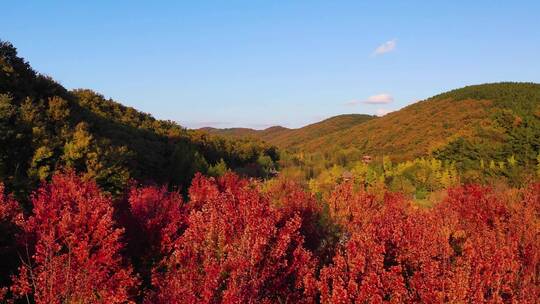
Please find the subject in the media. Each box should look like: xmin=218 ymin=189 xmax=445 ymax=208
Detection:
xmin=270 ymin=82 xmax=539 ymax=192
xmin=200 ymin=83 xmax=540 ymax=184
xmin=299 ymin=83 xmax=540 ymax=163
xmin=205 ymin=83 xmax=539 ymax=168
xmin=0 ymin=41 xmax=278 ymax=197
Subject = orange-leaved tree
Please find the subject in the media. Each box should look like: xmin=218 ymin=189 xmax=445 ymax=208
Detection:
xmin=318 ymin=182 xmax=540 ymax=303
xmin=319 ymin=187 xmax=453 ymax=303
xmin=434 ymin=185 xmax=540 ymax=303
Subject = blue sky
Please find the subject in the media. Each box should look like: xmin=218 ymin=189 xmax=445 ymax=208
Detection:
xmin=2 ymin=1 xmax=539 ymax=128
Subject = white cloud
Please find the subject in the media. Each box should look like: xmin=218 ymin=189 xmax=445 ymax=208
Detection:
xmin=375 ymin=108 xmax=391 ymax=116
xmin=344 ymin=93 xmax=394 ymax=106
xmin=363 ymin=93 xmax=394 ymax=104
xmin=372 ymin=39 xmax=397 ymax=56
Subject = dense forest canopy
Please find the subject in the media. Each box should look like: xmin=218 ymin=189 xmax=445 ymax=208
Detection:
xmin=0 ymin=40 xmax=279 ymax=198
xmin=1 ymin=171 xmax=539 ymax=303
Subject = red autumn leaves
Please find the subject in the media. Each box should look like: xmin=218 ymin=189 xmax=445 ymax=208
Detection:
xmin=9 ymin=174 xmax=137 ymax=303
xmin=147 ymin=174 xmax=316 ymax=304
xmin=319 ymin=183 xmax=540 ymax=303
xmin=0 ymin=173 xmax=539 ymax=303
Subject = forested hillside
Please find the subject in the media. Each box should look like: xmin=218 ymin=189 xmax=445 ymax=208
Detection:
xmin=206 ymin=82 xmax=540 ymax=195
xmin=301 ymin=83 xmax=540 ymax=162
xmin=0 ymin=41 xmax=278 ymax=198
xmin=208 ymin=83 xmax=540 ymax=167
xmin=202 ymin=114 xmax=375 ymax=149
xmin=202 ymin=125 xmax=291 ymax=143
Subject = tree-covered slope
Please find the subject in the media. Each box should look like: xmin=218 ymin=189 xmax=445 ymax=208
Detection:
xmin=202 ymin=83 xmax=540 ymax=181
xmin=269 ymin=114 xmax=376 ymax=149
xmin=299 ymin=83 xmax=540 ymax=164
xmin=201 ymin=125 xmax=291 ymax=142
xmin=202 ymin=114 xmax=375 ymax=149
xmin=0 ymin=40 xmax=278 ymax=197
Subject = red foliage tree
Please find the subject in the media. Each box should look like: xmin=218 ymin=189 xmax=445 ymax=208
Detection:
xmin=128 ymin=184 xmax=185 ymax=257
xmin=1 ymin=171 xmax=538 ymax=303
xmin=0 ymin=183 xmax=23 ymax=301
xmin=325 ymin=181 xmax=380 ymax=230
xmin=147 ymin=173 xmax=317 ymax=304
xmin=11 ymin=173 xmax=138 ymax=304
xmin=319 ymin=190 xmax=453 ymax=303
xmin=122 ymin=185 xmax=186 ymax=295
xmin=319 ymin=183 xmax=540 ymax=303
xmin=434 ymin=185 xmax=540 ymax=303
xmin=265 ymin=178 xmax=339 ymax=265
xmin=511 ymin=183 xmax=540 ymax=302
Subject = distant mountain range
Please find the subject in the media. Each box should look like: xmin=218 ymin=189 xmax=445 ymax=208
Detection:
xmin=201 ymin=114 xmax=375 ymax=150
xmin=201 ymin=82 xmax=540 ymax=162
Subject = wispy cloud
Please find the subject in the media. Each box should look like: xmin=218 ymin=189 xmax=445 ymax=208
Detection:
xmin=345 ymin=93 xmax=394 ymax=106
xmin=372 ymin=39 xmax=397 ymax=56
xmin=363 ymin=93 xmax=394 ymax=104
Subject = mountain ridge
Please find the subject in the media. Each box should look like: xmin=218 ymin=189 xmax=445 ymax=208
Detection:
xmin=201 ymin=114 xmax=376 ymax=149
xmin=204 ymin=82 xmax=540 ymax=166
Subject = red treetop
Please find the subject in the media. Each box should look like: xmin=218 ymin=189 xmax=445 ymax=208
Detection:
xmin=148 ymin=173 xmax=317 ymax=304
xmin=12 ymin=173 xmax=138 ymax=304
xmin=128 ymin=185 xmax=185 ymax=256
xmin=319 ymin=183 xmax=540 ymax=303
xmin=0 ymin=183 xmax=23 ymax=301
